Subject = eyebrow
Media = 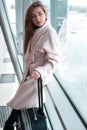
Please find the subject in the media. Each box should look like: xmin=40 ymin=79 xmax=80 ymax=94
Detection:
xmin=32 ymin=11 xmax=43 ymax=15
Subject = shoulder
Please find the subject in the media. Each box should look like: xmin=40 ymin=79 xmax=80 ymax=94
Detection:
xmin=45 ymin=20 xmax=58 ymax=36
xmin=44 ymin=23 xmax=59 ymax=41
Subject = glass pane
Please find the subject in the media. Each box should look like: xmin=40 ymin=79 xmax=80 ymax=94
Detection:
xmin=5 ymin=0 xmax=16 ymax=36
xmin=58 ymin=0 xmax=87 ymax=122
xmin=0 ymin=27 xmax=19 ymax=106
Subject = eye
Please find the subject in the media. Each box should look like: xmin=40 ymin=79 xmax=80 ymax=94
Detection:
xmin=38 ymin=12 xmax=43 ymax=16
xmin=31 ymin=15 xmax=36 ymax=19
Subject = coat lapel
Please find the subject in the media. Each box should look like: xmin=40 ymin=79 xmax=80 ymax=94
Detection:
xmin=30 ymin=20 xmax=49 ymax=51
xmin=25 ymin=20 xmax=50 ymax=62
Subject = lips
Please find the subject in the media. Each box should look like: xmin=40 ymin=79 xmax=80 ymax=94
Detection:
xmin=37 ymin=22 xmax=42 ymax=25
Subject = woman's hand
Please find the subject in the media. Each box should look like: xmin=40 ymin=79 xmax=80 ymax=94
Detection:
xmin=30 ymin=70 xmax=41 ymax=79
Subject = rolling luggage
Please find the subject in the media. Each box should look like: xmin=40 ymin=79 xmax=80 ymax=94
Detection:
xmin=16 ymin=78 xmax=47 ymax=130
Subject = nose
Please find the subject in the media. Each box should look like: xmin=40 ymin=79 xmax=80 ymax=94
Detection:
xmin=36 ymin=15 xmax=40 ymax=21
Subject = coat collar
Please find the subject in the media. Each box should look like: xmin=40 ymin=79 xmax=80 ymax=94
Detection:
xmin=25 ymin=20 xmax=51 ymax=60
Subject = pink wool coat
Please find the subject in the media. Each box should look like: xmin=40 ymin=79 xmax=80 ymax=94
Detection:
xmin=7 ymin=20 xmax=59 ymax=109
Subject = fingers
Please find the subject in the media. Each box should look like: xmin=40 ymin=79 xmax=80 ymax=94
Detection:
xmin=30 ymin=70 xmax=41 ymax=79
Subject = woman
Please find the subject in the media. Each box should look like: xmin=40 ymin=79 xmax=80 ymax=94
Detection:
xmin=3 ymin=1 xmax=59 ymax=130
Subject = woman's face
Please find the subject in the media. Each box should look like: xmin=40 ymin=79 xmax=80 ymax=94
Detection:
xmin=31 ymin=6 xmax=46 ymax=27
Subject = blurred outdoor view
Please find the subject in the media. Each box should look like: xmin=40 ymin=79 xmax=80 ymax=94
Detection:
xmin=58 ymin=0 xmax=87 ymax=122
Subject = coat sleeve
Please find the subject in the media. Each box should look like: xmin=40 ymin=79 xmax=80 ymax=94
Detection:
xmin=35 ymin=29 xmax=59 ymax=84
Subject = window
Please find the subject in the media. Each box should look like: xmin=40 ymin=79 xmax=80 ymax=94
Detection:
xmin=58 ymin=0 xmax=87 ymax=123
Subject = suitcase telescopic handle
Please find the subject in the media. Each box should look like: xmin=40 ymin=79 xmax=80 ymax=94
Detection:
xmin=37 ymin=78 xmax=44 ymax=116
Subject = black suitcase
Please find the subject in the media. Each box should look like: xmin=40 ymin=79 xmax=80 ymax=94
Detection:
xmin=16 ymin=78 xmax=47 ymax=130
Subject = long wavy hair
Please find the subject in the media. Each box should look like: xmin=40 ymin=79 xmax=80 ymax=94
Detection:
xmin=24 ymin=1 xmax=47 ymax=54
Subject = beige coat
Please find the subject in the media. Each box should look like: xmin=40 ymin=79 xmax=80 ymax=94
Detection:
xmin=7 ymin=20 xmax=59 ymax=109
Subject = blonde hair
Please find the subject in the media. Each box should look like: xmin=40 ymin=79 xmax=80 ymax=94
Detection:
xmin=24 ymin=1 xmax=47 ymax=54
